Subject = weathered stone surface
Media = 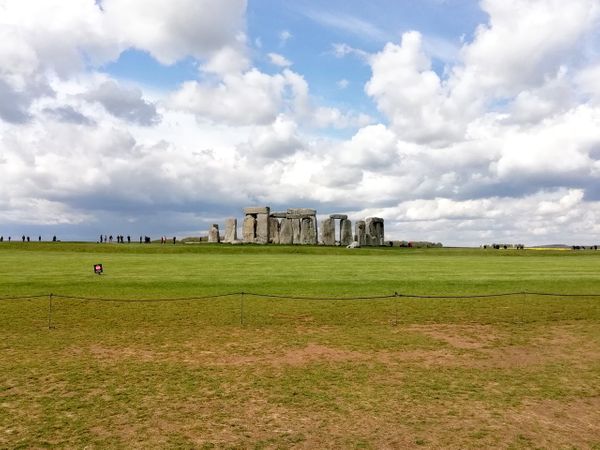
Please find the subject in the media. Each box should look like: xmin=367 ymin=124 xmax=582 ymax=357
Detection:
xmin=320 ymin=218 xmax=335 ymax=245
xmin=279 ymin=218 xmax=293 ymax=244
xmin=242 ymin=216 xmax=256 ymax=243
xmin=243 ymin=206 xmax=270 ymax=215
xmin=366 ymin=217 xmax=384 ymax=246
xmin=329 ymin=214 xmax=348 ymax=220
xmin=291 ymin=218 xmax=301 ymax=244
xmin=208 ymin=224 xmax=220 ymax=243
xmin=355 ymin=220 xmax=366 ymax=246
xmin=270 ymin=211 xmax=288 ymax=218
xmin=223 ymin=218 xmax=237 ymax=243
xmin=269 ymin=217 xmax=280 ymax=244
xmin=287 ymin=208 xmax=317 ymax=216
xmin=285 ymin=213 xmax=303 ymax=219
xmin=300 ymin=217 xmax=317 ymax=244
xmin=256 ymin=213 xmax=270 ymax=244
xmin=340 ymin=219 xmax=353 ymax=246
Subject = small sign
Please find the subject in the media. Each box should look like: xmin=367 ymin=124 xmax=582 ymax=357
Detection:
xmin=94 ymin=264 xmax=103 ymax=275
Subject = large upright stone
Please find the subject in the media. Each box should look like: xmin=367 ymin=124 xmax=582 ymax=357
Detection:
xmin=366 ymin=217 xmax=384 ymax=246
xmin=223 ymin=218 xmax=237 ymax=243
xmin=269 ymin=217 xmax=280 ymax=244
xmin=320 ymin=218 xmax=335 ymax=245
xmin=340 ymin=219 xmax=353 ymax=246
xmin=208 ymin=224 xmax=220 ymax=243
xmin=355 ymin=220 xmax=366 ymax=246
xmin=279 ymin=218 xmax=293 ymax=244
xmin=300 ymin=217 xmax=317 ymax=244
xmin=256 ymin=212 xmax=270 ymax=244
xmin=291 ymin=218 xmax=301 ymax=244
xmin=242 ymin=216 xmax=256 ymax=243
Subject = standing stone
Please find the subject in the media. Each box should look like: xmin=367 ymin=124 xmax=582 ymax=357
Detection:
xmin=340 ymin=219 xmax=353 ymax=246
xmin=256 ymin=211 xmax=270 ymax=244
xmin=355 ymin=220 xmax=366 ymax=246
xmin=269 ymin=217 xmax=280 ymax=244
xmin=208 ymin=224 xmax=220 ymax=243
xmin=291 ymin=218 xmax=301 ymax=244
xmin=300 ymin=217 xmax=317 ymax=244
xmin=243 ymin=216 xmax=256 ymax=243
xmin=223 ymin=218 xmax=237 ymax=243
xmin=320 ymin=218 xmax=335 ymax=245
xmin=366 ymin=217 xmax=384 ymax=246
xmin=279 ymin=218 xmax=293 ymax=244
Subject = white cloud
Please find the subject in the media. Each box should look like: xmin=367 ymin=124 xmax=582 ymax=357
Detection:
xmin=366 ymin=31 xmax=460 ymax=146
xmin=337 ymin=79 xmax=349 ymax=89
xmin=268 ymin=52 xmax=292 ymax=67
xmin=279 ymin=30 xmax=292 ymax=47
xmin=84 ymin=80 xmax=160 ymax=125
xmin=168 ymin=69 xmax=288 ymax=125
xmin=102 ymin=0 xmax=247 ymax=65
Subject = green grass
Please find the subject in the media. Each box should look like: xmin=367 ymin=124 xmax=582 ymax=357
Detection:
xmin=1 ymin=243 xmax=600 ymax=448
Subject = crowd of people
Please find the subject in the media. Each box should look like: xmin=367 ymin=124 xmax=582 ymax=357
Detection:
xmin=0 ymin=234 xmax=176 ymax=244
xmin=98 ymin=235 xmax=176 ymax=244
xmin=0 ymin=235 xmax=57 ymax=242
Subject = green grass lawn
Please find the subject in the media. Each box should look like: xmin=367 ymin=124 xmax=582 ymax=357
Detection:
xmin=1 ymin=243 xmax=600 ymax=449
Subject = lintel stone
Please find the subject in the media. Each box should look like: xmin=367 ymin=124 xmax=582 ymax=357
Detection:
xmin=287 ymin=208 xmax=316 ymax=216
xmin=244 ymin=206 xmax=270 ymax=215
xmin=329 ymin=214 xmax=348 ymax=220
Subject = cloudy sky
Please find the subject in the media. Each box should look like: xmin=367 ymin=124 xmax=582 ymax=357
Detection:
xmin=1 ymin=0 xmax=600 ymax=245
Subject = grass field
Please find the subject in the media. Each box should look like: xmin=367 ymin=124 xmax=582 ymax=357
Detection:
xmin=1 ymin=243 xmax=600 ymax=449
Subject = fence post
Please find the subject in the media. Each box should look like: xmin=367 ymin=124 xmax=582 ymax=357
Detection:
xmin=240 ymin=292 xmax=245 ymax=326
xmin=522 ymin=290 xmax=527 ymax=324
xmin=48 ymin=293 xmax=54 ymax=330
xmin=393 ymin=292 xmax=399 ymax=326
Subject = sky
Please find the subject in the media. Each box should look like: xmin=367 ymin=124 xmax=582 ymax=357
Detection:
xmin=1 ymin=0 xmax=600 ymax=246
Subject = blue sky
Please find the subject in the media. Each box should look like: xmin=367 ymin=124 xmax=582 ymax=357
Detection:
xmin=1 ymin=0 xmax=600 ymax=245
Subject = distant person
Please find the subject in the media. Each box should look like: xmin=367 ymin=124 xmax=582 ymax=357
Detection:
xmin=52 ymin=236 xmax=56 ymax=242
xmin=139 ymin=235 xmax=142 ymax=244
xmin=8 ymin=236 xmax=11 ymax=242
xmin=127 ymin=235 xmax=131 ymax=243
xmin=22 ymin=235 xmax=25 ymax=242
xmin=100 ymin=235 xmax=103 ymax=243
xmin=104 ymin=235 xmax=108 ymax=243
xmin=109 ymin=235 xmax=113 ymax=243
xmin=0 ymin=236 xmax=3 ymax=242
xmin=38 ymin=236 xmax=41 ymax=242
xmin=173 ymin=236 xmax=176 ymax=244
xmin=27 ymin=236 xmax=30 ymax=242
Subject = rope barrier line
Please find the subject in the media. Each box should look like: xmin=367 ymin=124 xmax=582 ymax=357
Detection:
xmin=1 ymin=291 xmax=600 ymax=302
xmin=51 ymin=292 xmax=241 ymax=303
xmin=0 ymin=294 xmax=48 ymax=301
xmin=245 ymin=292 xmax=398 ymax=301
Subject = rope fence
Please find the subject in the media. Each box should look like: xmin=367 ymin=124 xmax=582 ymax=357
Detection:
xmin=1 ymin=291 xmax=598 ymax=329
xmin=2 ymin=290 xmax=600 ymax=302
